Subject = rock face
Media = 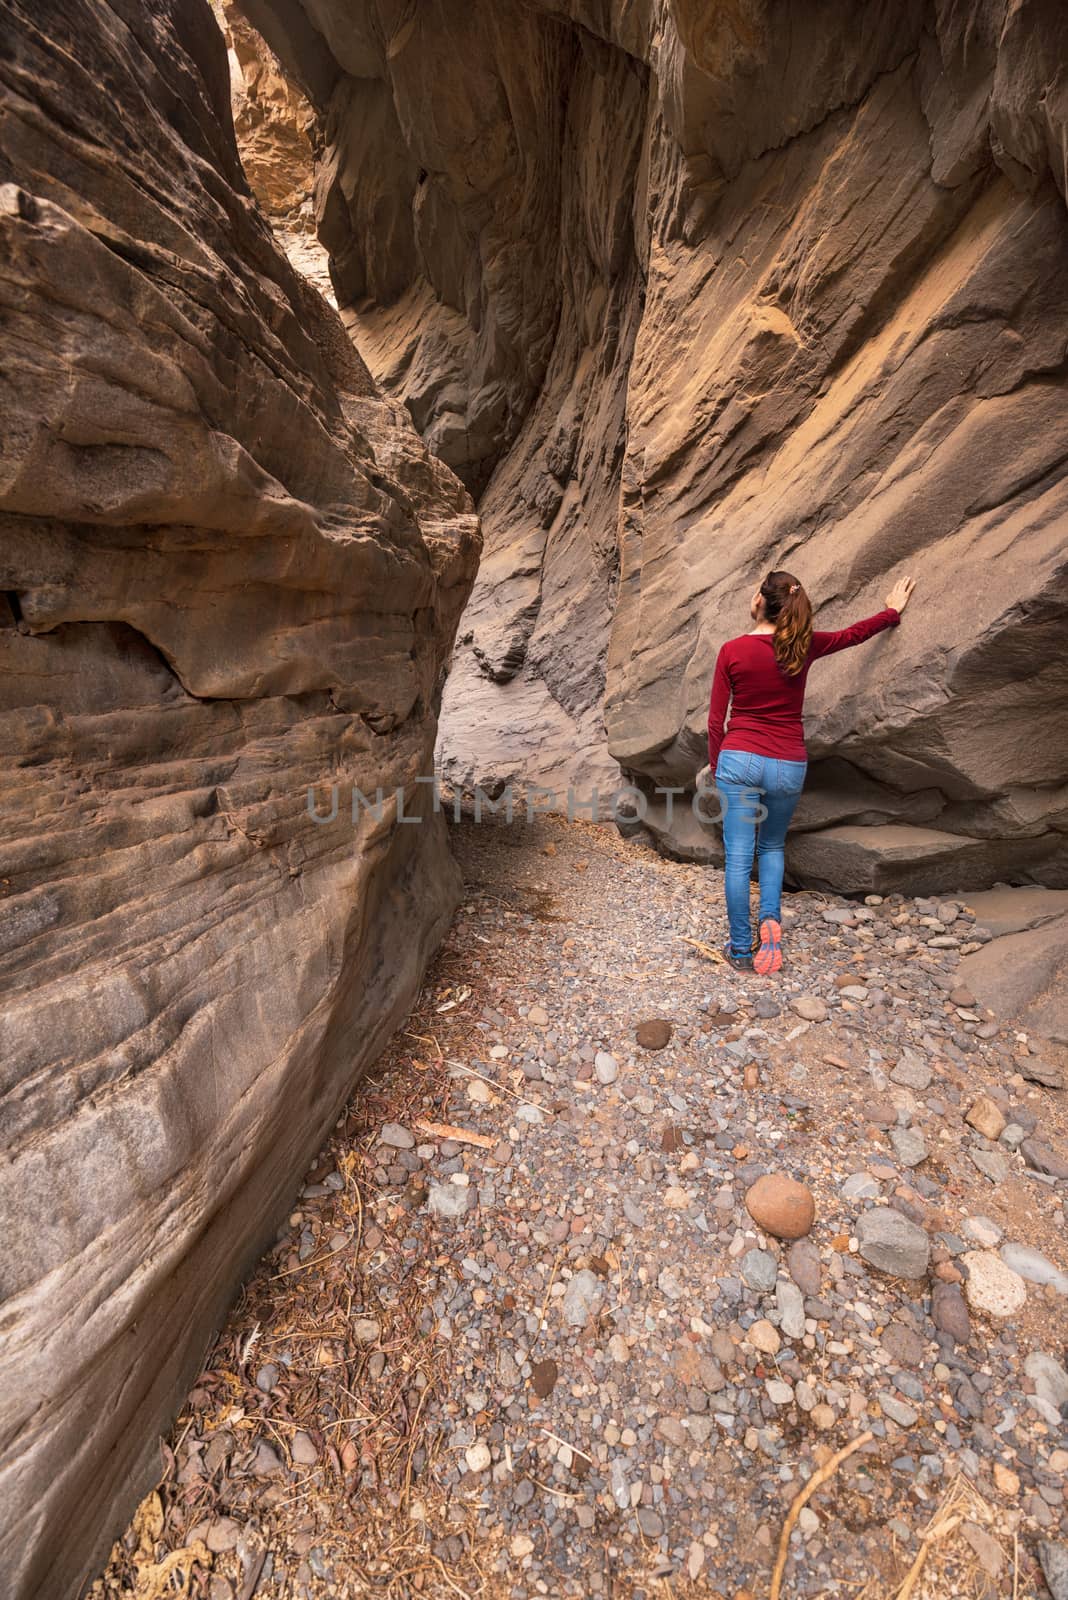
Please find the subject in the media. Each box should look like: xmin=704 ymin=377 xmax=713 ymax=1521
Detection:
xmin=218 ymin=0 xmax=334 ymax=297
xmin=243 ymin=0 xmax=1068 ymax=885
xmin=0 ymin=4 xmax=478 ymax=1598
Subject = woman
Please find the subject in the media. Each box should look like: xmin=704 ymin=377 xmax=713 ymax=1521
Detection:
xmin=699 ymin=570 xmax=915 ymax=974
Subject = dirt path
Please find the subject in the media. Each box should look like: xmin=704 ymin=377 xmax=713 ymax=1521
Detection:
xmin=90 ymin=814 xmax=1068 ymax=1600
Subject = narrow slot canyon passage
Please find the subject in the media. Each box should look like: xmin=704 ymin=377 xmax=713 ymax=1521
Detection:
xmin=88 ymin=813 xmax=1068 ymax=1599
xmin=2 ymin=2 xmax=1067 ymax=1599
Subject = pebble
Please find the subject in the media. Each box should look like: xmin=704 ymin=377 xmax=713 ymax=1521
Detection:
xmin=964 ymin=1095 xmax=1006 ymax=1141
xmin=562 ymin=1269 xmax=605 ymax=1327
xmin=744 ymin=1173 xmax=816 ymax=1239
xmin=879 ymin=1393 xmax=918 ymax=1428
xmin=931 ymin=1281 xmax=971 ymax=1345
xmin=594 ymin=1051 xmax=618 ymax=1084
xmin=465 ymin=1441 xmax=492 ymax=1473
xmin=379 ymin=1122 xmax=415 ymax=1150
xmin=747 ymin=1319 xmax=781 ymax=1355
xmin=291 ymin=1432 xmax=318 ymax=1466
xmin=1024 ymin=1352 xmax=1068 ymax=1412
xmin=842 ymin=1173 xmax=880 ymax=1199
xmin=428 ymin=1183 xmax=471 ymax=1219
xmin=890 ymin=1128 xmax=927 ymax=1168
xmin=786 ymin=1238 xmax=821 ymax=1297
xmin=999 ymin=1242 xmax=1068 ymax=1294
xmin=962 ymin=1216 xmax=1002 ymax=1248
xmin=206 ymin=1518 xmax=242 ymax=1554
xmin=1039 ymin=1544 xmax=1068 ymax=1600
xmin=1022 ymin=1138 xmax=1068 ymax=1179
xmin=970 ymin=1148 xmax=1010 ymax=1185
xmin=856 ymin=1209 xmax=930 ymax=1279
xmin=961 ymin=1251 xmax=1028 ymax=1317
xmin=889 ymin=1050 xmax=932 ymax=1091
xmin=775 ymin=1279 xmax=806 ymax=1340
xmin=740 ymin=1249 xmax=778 ymax=1292
xmin=790 ymin=996 xmax=828 ymax=1022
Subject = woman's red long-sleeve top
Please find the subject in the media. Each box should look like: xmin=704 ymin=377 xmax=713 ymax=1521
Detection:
xmin=706 ymin=609 xmax=900 ymax=770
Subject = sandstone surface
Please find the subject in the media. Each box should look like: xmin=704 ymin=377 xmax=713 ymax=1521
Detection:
xmin=0 ymin=3 xmax=477 ymax=1596
xmin=244 ymin=0 xmax=1068 ymax=885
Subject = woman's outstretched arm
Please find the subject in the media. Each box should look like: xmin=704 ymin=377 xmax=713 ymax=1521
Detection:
xmin=810 ymin=576 xmax=915 ymax=660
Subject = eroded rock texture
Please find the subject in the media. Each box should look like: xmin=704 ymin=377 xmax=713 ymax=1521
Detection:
xmin=246 ymin=0 xmax=1068 ymax=885
xmin=219 ymin=0 xmax=334 ymax=295
xmin=0 ymin=3 xmax=477 ymax=1596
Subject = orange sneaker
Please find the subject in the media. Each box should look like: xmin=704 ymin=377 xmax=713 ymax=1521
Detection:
xmin=754 ymin=917 xmax=782 ymax=975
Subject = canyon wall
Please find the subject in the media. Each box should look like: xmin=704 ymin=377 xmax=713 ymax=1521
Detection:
xmin=0 ymin=3 xmax=478 ymax=1596
xmin=244 ymin=0 xmax=1068 ymax=889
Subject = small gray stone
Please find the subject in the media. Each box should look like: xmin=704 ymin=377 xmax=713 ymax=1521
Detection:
xmin=291 ymin=1431 xmax=318 ymax=1466
xmin=879 ymin=1393 xmax=918 ymax=1428
xmin=962 ymin=1216 xmax=1002 ymax=1248
xmin=250 ymin=1439 xmax=284 ymax=1476
xmin=790 ymin=995 xmax=828 ymax=1023
xmin=1024 ymin=1353 xmax=1068 ymax=1413
xmin=622 ymin=1194 xmax=646 ymax=1227
xmin=428 ymin=1182 xmax=471 ymax=1219
xmin=842 ymin=1173 xmax=880 ymax=1199
xmin=889 ymin=1050 xmax=932 ymax=1091
xmin=970 ymin=1148 xmax=1010 ymax=1185
xmin=787 ymin=1238 xmax=821 ymax=1297
xmin=890 ymin=1128 xmax=927 ymax=1168
xmin=206 ymin=1517 xmax=242 ymax=1554
xmin=999 ymin=1243 xmax=1068 ymax=1294
xmin=379 ymin=1122 xmax=415 ymax=1150
xmin=857 ymin=1209 xmax=930 ymax=1279
xmin=740 ymin=1248 xmax=778 ymax=1292
xmin=562 ymin=1269 xmax=605 ymax=1327
xmin=775 ymin=1278 xmax=805 ymax=1340
xmin=594 ymin=1050 xmax=619 ymax=1085
xmin=1022 ymin=1139 xmax=1068 ymax=1180
xmin=1040 ymin=1542 xmax=1068 ymax=1600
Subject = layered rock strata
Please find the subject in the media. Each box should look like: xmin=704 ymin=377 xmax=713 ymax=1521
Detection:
xmin=0 ymin=3 xmax=477 ymax=1596
xmin=243 ymin=0 xmax=1068 ymax=887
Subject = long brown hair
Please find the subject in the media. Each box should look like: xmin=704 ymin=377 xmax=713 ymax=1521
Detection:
xmin=760 ymin=570 xmax=813 ymax=676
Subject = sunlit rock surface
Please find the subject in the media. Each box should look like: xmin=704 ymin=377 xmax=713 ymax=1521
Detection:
xmin=245 ymin=0 xmax=1068 ymax=884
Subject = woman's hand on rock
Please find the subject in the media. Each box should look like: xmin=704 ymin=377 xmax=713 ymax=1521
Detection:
xmin=885 ymin=576 xmax=916 ymax=613
xmin=695 ymin=763 xmax=713 ymax=790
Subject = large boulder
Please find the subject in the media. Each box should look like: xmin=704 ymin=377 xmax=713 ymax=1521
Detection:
xmin=246 ymin=0 xmax=1068 ymax=883
xmin=0 ymin=3 xmax=478 ymax=1597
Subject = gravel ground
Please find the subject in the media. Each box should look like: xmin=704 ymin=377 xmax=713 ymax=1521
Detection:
xmin=89 ymin=813 xmax=1068 ymax=1600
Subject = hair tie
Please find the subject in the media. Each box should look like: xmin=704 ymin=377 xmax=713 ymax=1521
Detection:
xmin=789 ymin=584 xmax=799 ymax=594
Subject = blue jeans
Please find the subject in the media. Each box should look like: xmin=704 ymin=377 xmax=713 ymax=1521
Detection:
xmin=715 ymin=750 xmax=807 ymax=957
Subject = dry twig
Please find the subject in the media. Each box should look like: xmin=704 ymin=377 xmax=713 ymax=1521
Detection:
xmin=770 ymin=1430 xmax=874 ymax=1600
